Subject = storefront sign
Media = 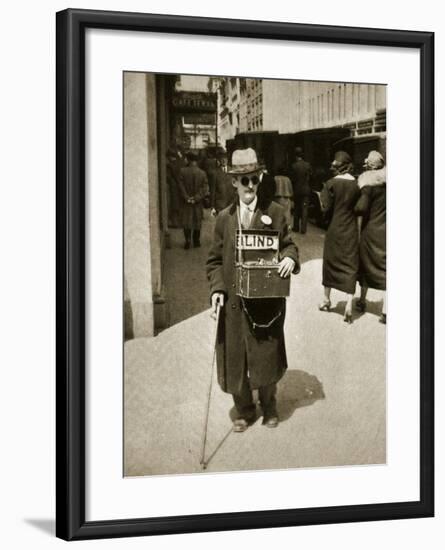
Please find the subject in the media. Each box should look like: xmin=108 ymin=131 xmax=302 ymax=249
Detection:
xmin=172 ymin=92 xmax=217 ymax=113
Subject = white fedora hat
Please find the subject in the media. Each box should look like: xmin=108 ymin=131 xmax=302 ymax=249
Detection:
xmin=228 ymin=148 xmax=261 ymax=175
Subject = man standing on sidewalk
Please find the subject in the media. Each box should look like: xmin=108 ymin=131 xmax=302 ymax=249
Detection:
xmin=290 ymin=146 xmax=312 ymax=234
xmin=178 ymin=151 xmax=209 ymax=249
xmin=206 ymin=148 xmax=300 ymax=432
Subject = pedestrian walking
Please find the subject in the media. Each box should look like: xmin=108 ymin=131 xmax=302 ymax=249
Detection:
xmin=354 ymin=151 xmax=387 ymax=324
xmin=178 ymin=151 xmax=209 ymax=249
xmin=319 ymin=151 xmax=360 ymax=323
xmin=206 ymin=148 xmax=300 ymax=432
xmin=290 ymin=146 xmax=312 ymax=234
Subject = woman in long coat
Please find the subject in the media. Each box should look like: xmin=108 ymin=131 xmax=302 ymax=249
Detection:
xmin=354 ymin=151 xmax=387 ymax=323
xmin=178 ymin=152 xmax=209 ymax=249
xmin=319 ymin=151 xmax=360 ymax=323
xmin=206 ymin=149 xmax=299 ymax=431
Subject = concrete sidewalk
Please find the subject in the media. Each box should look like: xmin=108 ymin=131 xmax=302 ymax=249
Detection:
xmin=124 ymin=258 xmax=386 ymax=476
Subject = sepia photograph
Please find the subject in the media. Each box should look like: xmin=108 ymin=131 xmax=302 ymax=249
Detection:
xmin=123 ymin=72 xmax=387 ymax=477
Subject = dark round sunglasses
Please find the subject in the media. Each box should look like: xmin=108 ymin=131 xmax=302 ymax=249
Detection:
xmin=240 ymin=175 xmax=260 ymax=187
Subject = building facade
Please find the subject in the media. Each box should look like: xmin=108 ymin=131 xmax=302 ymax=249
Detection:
xmin=213 ymin=76 xmax=386 ymax=145
xmin=209 ymin=76 xmax=242 ymax=147
xmin=287 ymin=80 xmax=386 ymax=135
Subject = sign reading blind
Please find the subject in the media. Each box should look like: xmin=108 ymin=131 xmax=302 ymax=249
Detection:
xmin=236 ymin=230 xmax=280 ymax=265
xmin=236 ymin=233 xmax=279 ymax=250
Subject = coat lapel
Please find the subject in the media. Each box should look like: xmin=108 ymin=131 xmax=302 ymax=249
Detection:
xmin=229 ymin=198 xmax=271 ymax=230
xmin=251 ymin=203 xmax=271 ymax=230
xmin=228 ymin=202 xmax=239 ymax=238
xmin=249 ymin=207 xmax=262 ymax=229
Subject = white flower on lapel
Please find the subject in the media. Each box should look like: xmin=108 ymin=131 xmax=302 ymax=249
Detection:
xmin=261 ymin=214 xmax=272 ymax=226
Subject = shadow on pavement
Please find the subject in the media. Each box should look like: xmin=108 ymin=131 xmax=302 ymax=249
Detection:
xmin=277 ymin=369 xmax=325 ymax=422
xmin=330 ymin=298 xmax=384 ymax=322
xmin=226 ymin=369 xmax=325 ymax=425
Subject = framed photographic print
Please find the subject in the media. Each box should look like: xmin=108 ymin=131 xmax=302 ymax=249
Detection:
xmin=56 ymin=8 xmax=434 ymax=541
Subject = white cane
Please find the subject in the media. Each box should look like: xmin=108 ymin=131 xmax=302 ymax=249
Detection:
xmin=200 ymin=299 xmax=221 ymax=470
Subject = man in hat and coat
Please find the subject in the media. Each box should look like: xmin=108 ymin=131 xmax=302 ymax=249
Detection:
xmin=289 ymin=146 xmax=313 ymax=234
xmin=206 ymin=148 xmax=300 ymax=432
xmin=178 ymin=151 xmax=209 ymax=249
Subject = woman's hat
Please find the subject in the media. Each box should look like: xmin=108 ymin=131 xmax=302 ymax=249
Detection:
xmin=331 ymin=151 xmax=353 ymax=175
xmin=228 ymin=148 xmax=261 ymax=175
xmin=333 ymin=150 xmax=352 ymax=166
xmin=364 ymin=150 xmax=385 ymax=170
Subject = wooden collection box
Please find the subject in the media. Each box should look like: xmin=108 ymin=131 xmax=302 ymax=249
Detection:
xmin=235 ymin=229 xmax=290 ymax=299
xmin=236 ymin=264 xmax=290 ymax=298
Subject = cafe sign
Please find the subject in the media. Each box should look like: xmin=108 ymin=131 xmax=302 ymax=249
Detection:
xmin=172 ymin=92 xmax=217 ymax=113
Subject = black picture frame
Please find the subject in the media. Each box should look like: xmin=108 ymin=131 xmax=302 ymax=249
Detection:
xmin=56 ymin=8 xmax=434 ymax=541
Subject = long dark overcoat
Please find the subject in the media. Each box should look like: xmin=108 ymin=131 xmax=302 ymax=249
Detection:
xmin=321 ymin=175 xmax=360 ymax=294
xmin=206 ymin=197 xmax=300 ymax=395
xmin=354 ymin=169 xmax=386 ymax=290
xmin=178 ymin=165 xmax=209 ymax=230
xmin=289 ymin=159 xmax=312 ymax=197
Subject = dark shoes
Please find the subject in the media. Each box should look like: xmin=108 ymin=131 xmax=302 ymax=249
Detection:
xmin=193 ymin=240 xmax=201 ymax=248
xmin=262 ymin=414 xmax=279 ymax=428
xmin=233 ymin=418 xmax=249 ymax=432
xmin=233 ymin=414 xmax=279 ymax=431
xmin=184 ymin=241 xmax=191 ymax=250
xmin=343 ymin=311 xmax=353 ymax=324
xmin=233 ymin=401 xmax=279 ymax=432
xmin=233 ymin=414 xmax=256 ymax=433
xmin=262 ymin=405 xmax=279 ymax=428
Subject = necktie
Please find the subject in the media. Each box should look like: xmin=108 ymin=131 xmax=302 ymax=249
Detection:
xmin=241 ymin=205 xmax=251 ymax=229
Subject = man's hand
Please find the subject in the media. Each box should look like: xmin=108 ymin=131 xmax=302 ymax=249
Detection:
xmin=211 ymin=208 xmax=217 ymax=217
xmin=278 ymin=257 xmax=296 ymax=278
xmin=211 ymin=292 xmax=225 ymax=318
